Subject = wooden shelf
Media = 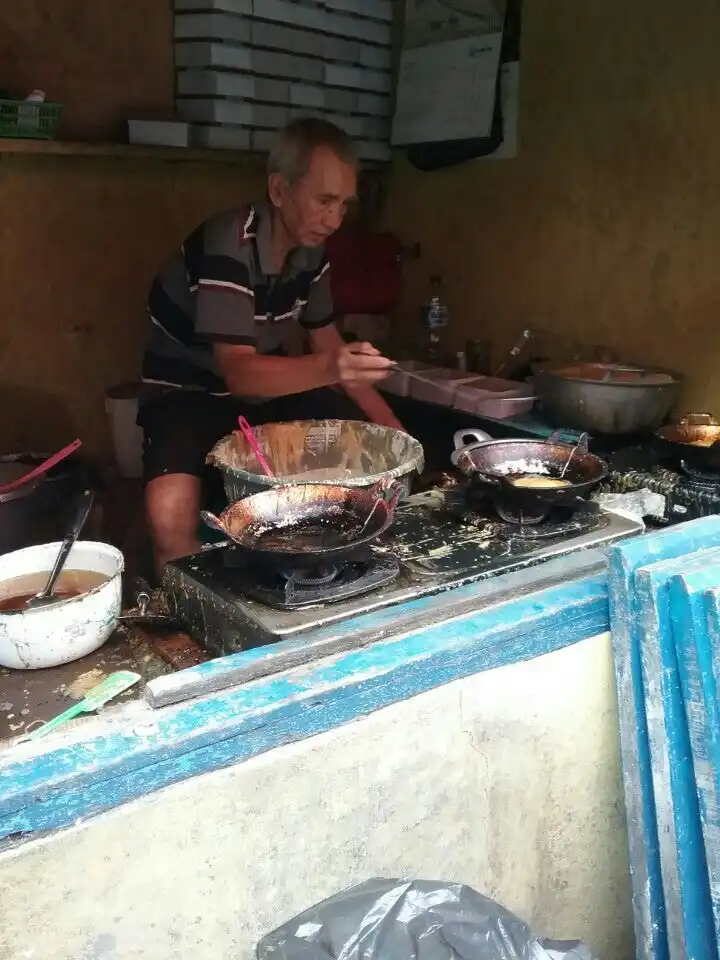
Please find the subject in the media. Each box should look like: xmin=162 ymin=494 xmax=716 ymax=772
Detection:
xmin=0 ymin=138 xmax=258 ymax=164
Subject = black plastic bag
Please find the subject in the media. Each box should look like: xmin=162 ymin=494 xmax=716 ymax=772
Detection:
xmin=256 ymin=878 xmax=598 ymax=960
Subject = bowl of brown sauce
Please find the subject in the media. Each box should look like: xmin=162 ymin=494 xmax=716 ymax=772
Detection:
xmin=0 ymin=541 xmax=124 ymax=669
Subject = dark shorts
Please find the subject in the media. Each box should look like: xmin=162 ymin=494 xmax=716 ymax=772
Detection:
xmin=137 ymin=388 xmax=364 ymax=486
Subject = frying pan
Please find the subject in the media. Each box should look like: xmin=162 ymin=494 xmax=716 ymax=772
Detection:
xmin=201 ymin=480 xmax=402 ymax=567
xmin=451 ymin=429 xmax=609 ymax=522
xmin=653 ymin=413 xmax=720 ymax=472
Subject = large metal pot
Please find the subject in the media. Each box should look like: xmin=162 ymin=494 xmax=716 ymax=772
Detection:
xmin=0 ymin=453 xmax=86 ymax=556
xmin=535 ymin=362 xmax=683 ymax=435
xmin=207 ymin=419 xmax=424 ymax=502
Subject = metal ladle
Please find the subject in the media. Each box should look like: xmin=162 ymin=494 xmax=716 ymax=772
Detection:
xmin=26 ymin=489 xmax=94 ymax=609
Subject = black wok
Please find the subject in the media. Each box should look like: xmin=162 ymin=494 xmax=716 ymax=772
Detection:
xmin=451 ymin=428 xmax=609 ymax=523
xmin=652 ymin=414 xmax=720 ymax=473
xmin=201 ymin=480 xmax=402 ymax=567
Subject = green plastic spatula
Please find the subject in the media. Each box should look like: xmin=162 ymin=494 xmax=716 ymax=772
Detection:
xmin=29 ymin=670 xmax=141 ymax=740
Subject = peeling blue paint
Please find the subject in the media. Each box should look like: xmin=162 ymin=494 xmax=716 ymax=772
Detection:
xmin=608 ymin=516 xmax=720 ymax=960
xmin=0 ymin=572 xmax=608 ymax=843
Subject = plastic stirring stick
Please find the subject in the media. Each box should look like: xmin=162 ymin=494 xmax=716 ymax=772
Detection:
xmin=236 ymin=417 xmax=273 ymax=477
xmin=0 ymin=438 xmax=82 ymax=495
xmin=28 ymin=671 xmax=141 ymax=740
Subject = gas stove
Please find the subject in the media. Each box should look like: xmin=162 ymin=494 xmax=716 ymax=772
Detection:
xmin=601 ymin=446 xmax=720 ymax=524
xmin=163 ymin=485 xmax=643 ymax=657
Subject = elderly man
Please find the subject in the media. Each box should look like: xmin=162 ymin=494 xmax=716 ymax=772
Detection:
xmin=139 ymin=118 xmax=402 ymax=574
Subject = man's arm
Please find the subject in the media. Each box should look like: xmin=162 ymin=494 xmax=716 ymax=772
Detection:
xmin=214 ymin=344 xmax=336 ymax=397
xmin=309 ymin=324 xmax=404 ymax=431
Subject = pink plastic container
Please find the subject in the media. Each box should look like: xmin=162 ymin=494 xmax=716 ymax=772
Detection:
xmin=453 ymin=377 xmax=536 ymax=419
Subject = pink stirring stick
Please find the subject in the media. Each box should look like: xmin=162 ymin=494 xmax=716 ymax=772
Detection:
xmin=236 ymin=417 xmax=273 ymax=477
xmin=0 ymin=439 xmax=83 ymax=495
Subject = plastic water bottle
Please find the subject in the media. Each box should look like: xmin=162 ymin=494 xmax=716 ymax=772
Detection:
xmin=420 ymin=275 xmax=449 ymax=364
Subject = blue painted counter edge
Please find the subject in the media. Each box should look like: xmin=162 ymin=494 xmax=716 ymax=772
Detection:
xmin=0 ymin=572 xmax=609 ymax=843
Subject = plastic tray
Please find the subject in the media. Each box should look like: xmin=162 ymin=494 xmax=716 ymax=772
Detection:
xmin=454 ymin=377 xmax=536 ymax=419
xmin=408 ymin=368 xmax=479 ymax=406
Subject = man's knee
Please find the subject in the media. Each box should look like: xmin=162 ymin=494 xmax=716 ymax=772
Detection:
xmin=145 ymin=474 xmax=200 ymax=543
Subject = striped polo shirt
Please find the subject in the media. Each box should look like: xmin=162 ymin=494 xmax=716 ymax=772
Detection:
xmin=142 ymin=202 xmax=334 ymax=395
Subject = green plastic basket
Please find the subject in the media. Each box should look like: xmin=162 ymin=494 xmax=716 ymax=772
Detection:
xmin=0 ymin=99 xmax=63 ymax=140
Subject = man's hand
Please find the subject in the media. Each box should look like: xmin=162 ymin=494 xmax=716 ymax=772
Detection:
xmin=331 ymin=341 xmax=394 ymax=388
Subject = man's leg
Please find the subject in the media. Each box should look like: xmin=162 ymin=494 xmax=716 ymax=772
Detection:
xmin=145 ymin=473 xmax=202 ymax=575
xmin=138 ymin=392 xmax=239 ymax=578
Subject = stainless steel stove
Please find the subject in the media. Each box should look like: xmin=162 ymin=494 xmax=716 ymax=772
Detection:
xmin=163 ymin=486 xmax=644 ymax=657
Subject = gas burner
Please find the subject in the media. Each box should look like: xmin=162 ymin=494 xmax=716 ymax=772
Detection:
xmin=679 ymin=461 xmax=720 ymax=486
xmin=509 ymin=505 xmax=608 ymax=540
xmin=281 ymin=565 xmax=338 ymax=587
xmin=494 ymin=501 xmax=546 ymax=525
xmin=220 ymin=551 xmax=401 ymax=610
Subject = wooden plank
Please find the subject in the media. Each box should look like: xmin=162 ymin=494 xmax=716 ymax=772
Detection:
xmin=0 ymin=138 xmax=255 ymax=164
xmin=669 ymin=570 xmax=720 ymax=947
xmin=635 ymin=551 xmax=719 ymax=960
xmin=607 ymin=517 xmax=720 ymax=960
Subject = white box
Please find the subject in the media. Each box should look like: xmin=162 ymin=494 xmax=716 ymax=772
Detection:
xmin=177 ymin=98 xmax=253 ymax=125
xmin=323 ymin=0 xmax=393 ymax=21
xmin=380 ymin=361 xmax=433 ymax=398
xmin=174 ymin=42 xmax=252 ymax=70
xmin=325 ymin=88 xmax=358 ymax=112
xmin=177 ymin=98 xmax=288 ymax=128
xmin=177 ymin=69 xmax=255 ymax=99
xmin=356 ymin=91 xmax=391 ymax=116
xmin=174 ymin=13 xmax=250 ymax=42
xmin=192 ymin=124 xmax=251 ymax=150
xmin=174 ymin=0 xmax=252 ymax=12
xmin=324 ymin=64 xmax=391 ymax=93
xmin=289 ymin=83 xmax=325 ymax=108
xmin=127 ymin=120 xmax=191 ymax=148
xmin=408 ymin=368 xmax=479 ymax=406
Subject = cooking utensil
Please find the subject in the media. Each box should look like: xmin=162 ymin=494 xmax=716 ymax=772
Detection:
xmin=534 ymin=362 xmax=682 ymax=435
xmin=653 ymin=413 xmax=720 ymax=472
xmin=236 ymin=416 xmax=273 ymax=477
xmin=26 ymin=489 xmax=94 ymax=609
xmin=451 ymin=428 xmax=608 ymax=523
xmin=558 ymin=433 xmax=589 ymax=479
xmin=201 ymin=479 xmax=403 ymax=567
xmin=207 ymin=419 xmax=424 ymax=502
xmin=0 ymin=438 xmax=82 ymax=495
xmin=27 ymin=670 xmax=141 ymax=740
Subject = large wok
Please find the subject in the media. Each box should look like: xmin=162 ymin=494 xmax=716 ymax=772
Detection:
xmin=202 ymin=480 xmax=402 ymax=568
xmin=652 ymin=413 xmax=720 ymax=473
xmin=451 ymin=428 xmax=608 ymax=523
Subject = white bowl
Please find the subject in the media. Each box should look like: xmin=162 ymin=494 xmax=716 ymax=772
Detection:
xmin=0 ymin=541 xmax=124 ymax=670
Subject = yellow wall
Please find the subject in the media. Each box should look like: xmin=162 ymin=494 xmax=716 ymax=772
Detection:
xmin=0 ymin=154 xmax=264 ymax=457
xmin=384 ymin=0 xmax=720 ymax=414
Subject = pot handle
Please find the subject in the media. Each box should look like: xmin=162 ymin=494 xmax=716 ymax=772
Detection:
xmin=370 ymin=478 xmax=403 ymax=504
xmin=453 ymin=428 xmax=493 ymax=451
xmin=200 ymin=510 xmax=229 ymax=537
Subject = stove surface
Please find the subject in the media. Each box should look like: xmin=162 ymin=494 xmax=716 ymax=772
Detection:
xmin=163 ymin=486 xmax=644 ymax=656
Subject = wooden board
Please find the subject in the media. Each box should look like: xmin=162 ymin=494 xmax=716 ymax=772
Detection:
xmin=607 ymin=517 xmax=720 ymax=960
xmin=635 ymin=551 xmax=718 ymax=960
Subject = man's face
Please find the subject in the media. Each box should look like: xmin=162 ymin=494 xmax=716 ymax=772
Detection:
xmin=269 ymin=146 xmax=357 ymax=247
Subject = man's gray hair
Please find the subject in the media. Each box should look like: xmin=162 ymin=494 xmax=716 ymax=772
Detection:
xmin=267 ymin=117 xmax=359 ymax=184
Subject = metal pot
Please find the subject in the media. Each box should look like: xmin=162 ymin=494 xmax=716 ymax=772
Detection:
xmin=451 ymin=428 xmax=608 ymax=523
xmin=207 ymin=419 xmax=424 ymax=502
xmin=535 ymin=362 xmax=683 ymax=435
xmin=652 ymin=413 xmax=720 ymax=472
xmin=0 ymin=453 xmax=87 ymax=556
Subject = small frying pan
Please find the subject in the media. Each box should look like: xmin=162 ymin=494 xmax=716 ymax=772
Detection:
xmin=451 ymin=428 xmax=609 ymax=522
xmin=202 ymin=479 xmax=402 ymax=568
xmin=653 ymin=413 xmax=720 ymax=473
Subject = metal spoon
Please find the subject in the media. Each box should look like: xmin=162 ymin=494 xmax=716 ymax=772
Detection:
xmin=27 ymin=489 xmax=94 ymax=609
